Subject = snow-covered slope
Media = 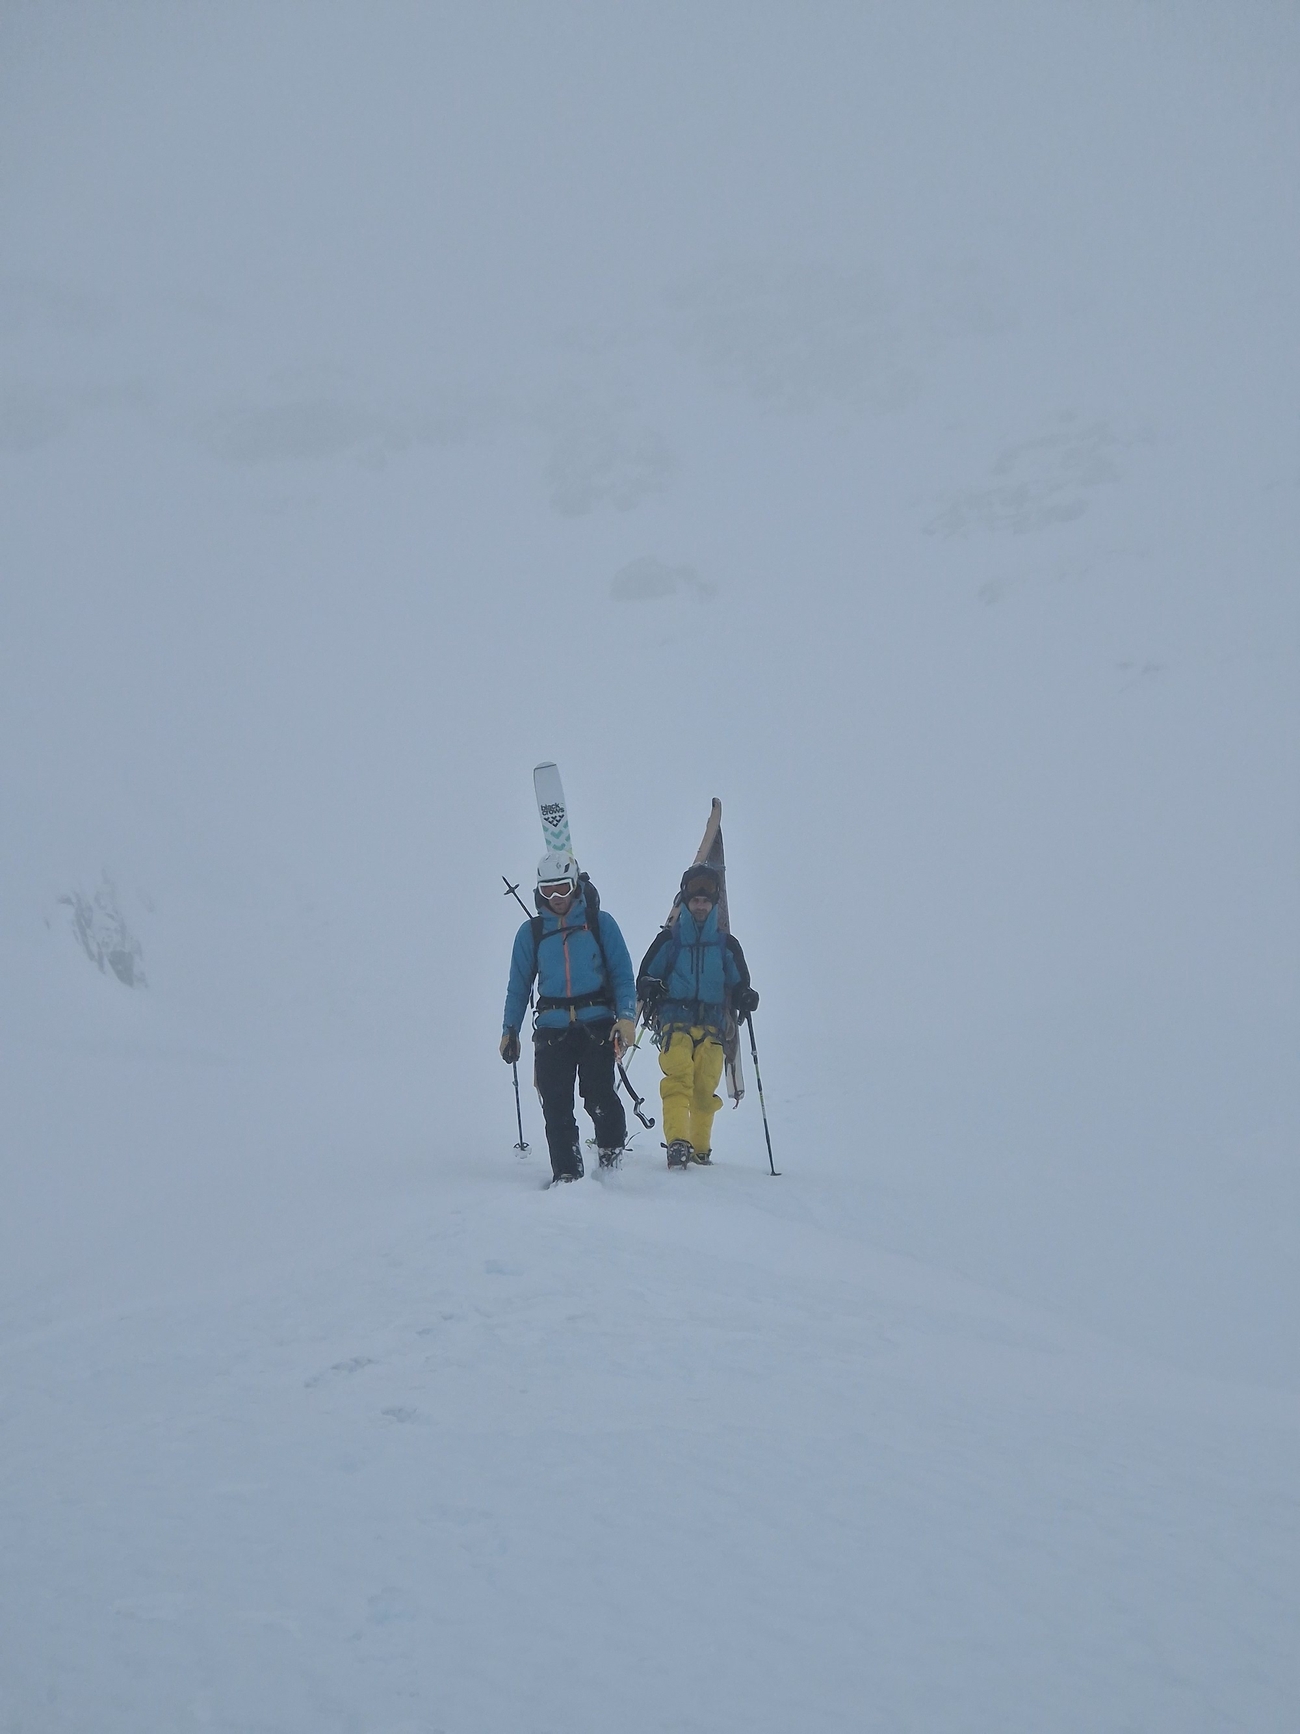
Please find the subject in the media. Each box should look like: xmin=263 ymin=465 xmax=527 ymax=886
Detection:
xmin=5 ymin=1142 xmax=1298 ymax=1734
xmin=1 ymin=2 xmax=1297 ymax=1727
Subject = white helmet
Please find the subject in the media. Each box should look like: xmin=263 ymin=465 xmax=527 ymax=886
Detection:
xmin=536 ymin=850 xmax=579 ymax=889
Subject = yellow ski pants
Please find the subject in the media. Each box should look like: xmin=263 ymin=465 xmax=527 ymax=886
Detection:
xmin=659 ymin=1028 xmax=724 ymax=1154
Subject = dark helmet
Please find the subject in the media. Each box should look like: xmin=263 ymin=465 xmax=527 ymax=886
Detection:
xmin=679 ymin=863 xmax=721 ymax=904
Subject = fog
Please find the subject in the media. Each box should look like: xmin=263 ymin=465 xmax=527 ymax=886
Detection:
xmin=2 ymin=4 xmax=1298 ymax=1724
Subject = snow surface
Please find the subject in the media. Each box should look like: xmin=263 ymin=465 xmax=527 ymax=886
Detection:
xmin=4 ymin=1136 xmax=1299 ymax=1733
xmin=2 ymin=3 xmax=1298 ymax=1729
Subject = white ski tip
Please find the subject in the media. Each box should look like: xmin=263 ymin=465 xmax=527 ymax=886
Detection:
xmin=533 ymin=762 xmax=572 ymax=855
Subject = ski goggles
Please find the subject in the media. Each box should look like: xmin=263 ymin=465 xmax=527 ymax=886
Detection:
xmin=538 ymin=878 xmax=577 ymax=899
xmin=682 ymin=878 xmax=719 ymax=903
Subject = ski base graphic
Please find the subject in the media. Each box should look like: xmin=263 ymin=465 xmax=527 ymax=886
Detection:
xmin=533 ymin=762 xmax=572 ymax=858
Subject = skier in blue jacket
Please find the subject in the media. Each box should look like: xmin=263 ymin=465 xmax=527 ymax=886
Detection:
xmin=500 ymin=850 xmax=637 ymax=1182
xmin=636 ymin=863 xmax=758 ymax=1167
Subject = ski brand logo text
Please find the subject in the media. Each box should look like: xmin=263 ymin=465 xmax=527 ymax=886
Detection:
xmin=540 ymin=804 xmax=566 ymax=825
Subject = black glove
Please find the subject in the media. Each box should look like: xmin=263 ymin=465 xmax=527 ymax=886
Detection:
xmin=734 ymin=986 xmax=759 ymax=1016
xmin=637 ymin=976 xmax=665 ymax=1007
xmin=500 ymin=1031 xmax=521 ymax=1065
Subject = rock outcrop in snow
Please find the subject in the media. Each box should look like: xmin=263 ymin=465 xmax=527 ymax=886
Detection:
xmin=60 ymin=873 xmax=146 ymax=988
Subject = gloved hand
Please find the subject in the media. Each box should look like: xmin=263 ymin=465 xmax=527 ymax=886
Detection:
xmin=637 ymin=976 xmax=664 ymax=1007
xmin=500 ymin=1030 xmax=521 ymax=1065
xmin=612 ymin=1017 xmax=637 ymax=1058
xmin=734 ymin=986 xmax=759 ymax=1016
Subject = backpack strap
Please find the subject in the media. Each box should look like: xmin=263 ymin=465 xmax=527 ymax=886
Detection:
xmin=536 ymin=987 xmax=614 ymax=1014
xmin=640 ymin=923 xmax=684 ymax=987
xmin=579 ymin=875 xmax=609 ymax=984
xmin=724 ymin=932 xmax=752 ymax=993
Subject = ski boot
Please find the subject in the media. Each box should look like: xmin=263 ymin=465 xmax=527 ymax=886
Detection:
xmin=665 ymin=1139 xmax=691 ymax=1169
xmin=686 ymin=1147 xmax=712 ymax=1165
xmin=551 ymin=1149 xmax=584 ymax=1184
xmin=597 ymin=1146 xmax=625 ymax=1169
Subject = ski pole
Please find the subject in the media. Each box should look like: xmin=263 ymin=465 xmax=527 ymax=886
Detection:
xmin=502 ymin=878 xmax=533 ymax=1155
xmin=510 ymin=1060 xmax=530 ymax=1155
xmin=744 ymin=1014 xmax=780 ymax=1176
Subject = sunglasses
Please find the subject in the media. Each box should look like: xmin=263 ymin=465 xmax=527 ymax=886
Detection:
xmin=539 ymin=879 xmax=577 ymax=899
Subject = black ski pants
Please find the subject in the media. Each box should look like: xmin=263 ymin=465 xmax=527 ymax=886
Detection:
xmin=533 ymin=1019 xmax=626 ymax=1177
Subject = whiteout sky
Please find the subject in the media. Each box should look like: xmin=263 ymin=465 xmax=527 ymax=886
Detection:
xmin=3 ymin=1 xmax=1298 ymax=1361
xmin=1 ymin=10 xmax=1299 ymax=1722
xmin=3 ymin=0 xmax=1298 ymax=1343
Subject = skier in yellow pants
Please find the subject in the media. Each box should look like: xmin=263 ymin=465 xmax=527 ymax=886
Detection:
xmin=636 ymin=864 xmax=758 ymax=1167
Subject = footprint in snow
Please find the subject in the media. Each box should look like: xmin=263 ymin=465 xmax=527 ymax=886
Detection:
xmin=304 ymin=1354 xmax=377 ymax=1389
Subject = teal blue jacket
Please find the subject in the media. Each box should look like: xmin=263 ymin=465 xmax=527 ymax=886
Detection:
xmin=503 ymin=890 xmax=636 ymax=1034
xmin=638 ymin=905 xmax=748 ymax=1033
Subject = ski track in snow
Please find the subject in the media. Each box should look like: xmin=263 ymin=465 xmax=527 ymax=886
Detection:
xmin=2 ymin=1150 xmax=1296 ymax=1734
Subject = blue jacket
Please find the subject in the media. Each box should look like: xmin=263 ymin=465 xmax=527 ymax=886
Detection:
xmin=503 ymin=889 xmax=636 ymax=1034
xmin=640 ymin=905 xmax=746 ymax=1032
